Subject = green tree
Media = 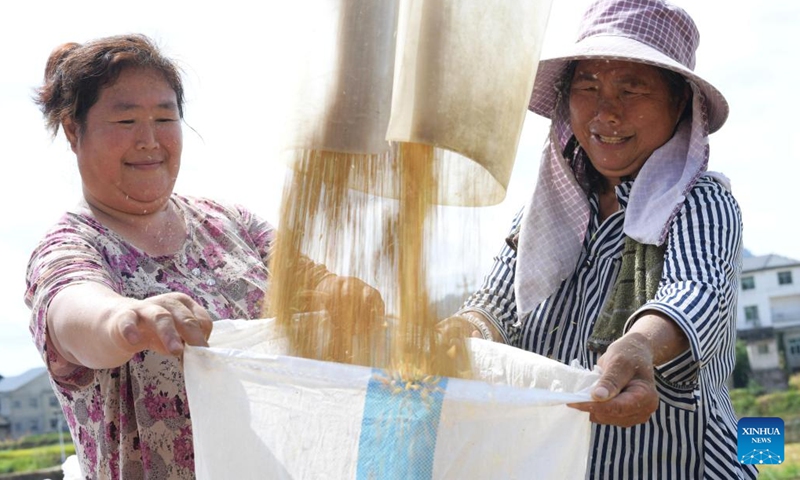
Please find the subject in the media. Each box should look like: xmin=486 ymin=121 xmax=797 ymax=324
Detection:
xmin=732 ymin=339 xmax=751 ymax=388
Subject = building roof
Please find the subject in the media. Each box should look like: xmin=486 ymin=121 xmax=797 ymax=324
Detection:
xmin=0 ymin=367 xmax=47 ymax=393
xmin=742 ymin=254 xmax=800 ymax=273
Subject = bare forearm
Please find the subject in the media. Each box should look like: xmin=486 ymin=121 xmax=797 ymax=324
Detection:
xmin=626 ymin=310 xmax=689 ymax=366
xmin=48 ymin=283 xmax=137 ymax=369
xmin=47 ymin=283 xmax=213 ymax=370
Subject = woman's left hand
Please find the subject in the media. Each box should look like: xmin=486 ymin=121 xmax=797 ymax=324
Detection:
xmin=567 ymin=332 xmax=660 ymax=427
xmin=313 ymin=275 xmax=386 ymax=319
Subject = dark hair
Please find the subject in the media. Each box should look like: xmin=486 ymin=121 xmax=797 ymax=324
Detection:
xmin=557 ymin=60 xmax=692 ymax=194
xmin=660 ymin=68 xmax=692 ymax=124
xmin=35 ymin=34 xmax=184 ymax=137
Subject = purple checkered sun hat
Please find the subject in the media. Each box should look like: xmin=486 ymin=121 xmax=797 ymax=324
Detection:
xmin=529 ymin=0 xmax=729 ymax=133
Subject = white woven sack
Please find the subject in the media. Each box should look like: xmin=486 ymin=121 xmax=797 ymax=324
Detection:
xmin=184 ymin=319 xmax=598 ymax=480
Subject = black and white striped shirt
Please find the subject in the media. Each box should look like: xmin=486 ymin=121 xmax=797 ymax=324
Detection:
xmin=463 ymin=176 xmax=758 ymax=479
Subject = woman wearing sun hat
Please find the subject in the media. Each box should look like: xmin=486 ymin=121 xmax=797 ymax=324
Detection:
xmin=440 ymin=0 xmax=758 ymax=477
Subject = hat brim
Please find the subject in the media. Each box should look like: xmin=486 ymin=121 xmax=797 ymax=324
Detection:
xmin=528 ymin=35 xmax=729 ymax=133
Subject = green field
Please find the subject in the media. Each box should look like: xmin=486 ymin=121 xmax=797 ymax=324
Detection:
xmin=0 ymin=442 xmax=75 ymax=475
xmin=756 ymin=442 xmax=800 ymax=480
xmin=730 ymin=372 xmax=800 ymax=479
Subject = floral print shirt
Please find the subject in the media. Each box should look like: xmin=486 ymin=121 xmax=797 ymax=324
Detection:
xmin=25 ymin=194 xmax=275 ymax=479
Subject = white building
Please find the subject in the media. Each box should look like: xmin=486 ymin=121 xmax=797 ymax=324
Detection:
xmin=737 ymin=254 xmax=800 ymax=389
xmin=0 ymin=367 xmax=66 ymax=440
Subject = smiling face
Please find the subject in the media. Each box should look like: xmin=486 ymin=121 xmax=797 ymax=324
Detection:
xmin=569 ymin=60 xmax=688 ymax=187
xmin=63 ymin=67 xmax=182 ymax=215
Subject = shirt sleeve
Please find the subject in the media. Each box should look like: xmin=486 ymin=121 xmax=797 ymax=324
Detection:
xmin=233 ymin=203 xmax=276 ymax=265
xmin=233 ymin=202 xmax=330 ymax=309
xmin=459 ymin=208 xmax=524 ymax=346
xmin=25 ymin=216 xmax=119 ymax=386
xmin=626 ymin=178 xmax=743 ymax=410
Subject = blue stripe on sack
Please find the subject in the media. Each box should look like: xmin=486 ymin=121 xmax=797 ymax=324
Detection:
xmin=356 ymin=371 xmax=447 ymax=480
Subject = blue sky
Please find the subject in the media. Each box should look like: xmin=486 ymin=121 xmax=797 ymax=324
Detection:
xmin=1 ymin=0 xmax=798 ymax=377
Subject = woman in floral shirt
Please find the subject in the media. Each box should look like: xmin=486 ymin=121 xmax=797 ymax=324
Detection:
xmin=26 ymin=34 xmax=381 ymax=479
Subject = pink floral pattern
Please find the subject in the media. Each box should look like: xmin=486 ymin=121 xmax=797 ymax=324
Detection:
xmin=25 ymin=195 xmax=274 ymax=479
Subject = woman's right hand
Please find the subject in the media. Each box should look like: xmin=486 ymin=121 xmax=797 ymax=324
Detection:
xmin=110 ymin=292 xmax=213 ymax=357
xmin=48 ymin=284 xmax=214 ymax=369
xmin=437 ymin=312 xmax=502 ymax=345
